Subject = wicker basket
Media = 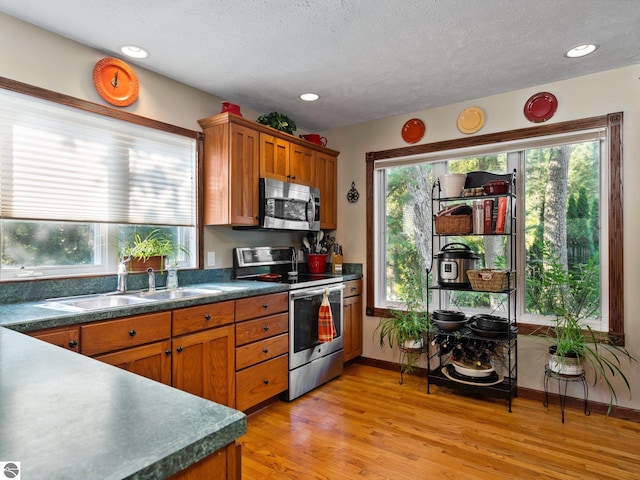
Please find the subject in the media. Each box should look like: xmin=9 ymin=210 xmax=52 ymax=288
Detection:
xmin=434 ymin=214 xmax=473 ymax=235
xmin=468 ymin=269 xmax=515 ymax=292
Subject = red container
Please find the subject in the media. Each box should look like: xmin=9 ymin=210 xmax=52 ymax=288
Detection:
xmin=221 ymin=101 xmax=242 ymax=116
xmin=307 ymin=254 xmax=328 ymax=273
xmin=301 ymin=134 xmax=327 ymax=146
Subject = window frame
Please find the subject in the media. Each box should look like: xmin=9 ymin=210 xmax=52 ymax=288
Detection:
xmin=0 ymin=76 xmax=203 ymax=277
xmin=366 ymin=113 xmax=624 ymax=344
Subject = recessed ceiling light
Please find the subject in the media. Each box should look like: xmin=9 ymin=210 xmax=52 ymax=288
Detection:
xmin=565 ymin=44 xmax=598 ymax=58
xmin=300 ymin=93 xmax=320 ymax=102
xmin=120 ymin=45 xmax=149 ymax=59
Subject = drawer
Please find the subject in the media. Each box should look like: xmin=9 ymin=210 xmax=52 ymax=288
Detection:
xmin=236 ymin=333 xmax=288 ymax=370
xmin=81 ymin=312 xmax=171 ymax=356
xmin=235 ymin=292 xmax=288 ymax=322
xmin=235 ymin=354 xmax=288 ymax=411
xmin=29 ymin=325 xmax=80 ymax=352
xmin=235 ymin=312 xmax=288 ymax=346
xmin=173 ymin=300 xmax=235 ymax=336
xmin=344 ymin=279 xmax=362 ymax=298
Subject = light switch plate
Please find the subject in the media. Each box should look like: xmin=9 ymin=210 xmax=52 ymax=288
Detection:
xmin=207 ymin=252 xmax=216 ymax=266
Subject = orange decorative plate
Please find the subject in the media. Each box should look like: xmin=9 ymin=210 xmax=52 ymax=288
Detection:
xmin=93 ymin=57 xmax=139 ymax=107
xmin=457 ymin=106 xmax=485 ymax=134
xmin=401 ymin=118 xmax=426 ymax=143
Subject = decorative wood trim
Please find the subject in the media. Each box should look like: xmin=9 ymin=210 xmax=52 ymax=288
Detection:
xmin=366 ymin=113 xmax=625 ymax=344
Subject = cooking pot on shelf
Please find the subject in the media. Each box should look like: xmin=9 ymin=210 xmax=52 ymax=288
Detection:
xmin=470 ymin=314 xmax=509 ymax=331
xmin=436 ymin=243 xmax=479 ymax=287
xmin=433 ymin=310 xmax=467 ymax=331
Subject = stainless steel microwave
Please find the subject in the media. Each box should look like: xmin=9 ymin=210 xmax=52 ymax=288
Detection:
xmin=256 ymin=178 xmax=321 ymax=231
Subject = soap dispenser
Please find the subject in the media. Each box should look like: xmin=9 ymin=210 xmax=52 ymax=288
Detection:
xmin=167 ymin=264 xmax=178 ymax=289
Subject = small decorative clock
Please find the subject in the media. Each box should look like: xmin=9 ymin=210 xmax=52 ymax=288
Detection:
xmin=92 ymin=57 xmax=139 ymax=107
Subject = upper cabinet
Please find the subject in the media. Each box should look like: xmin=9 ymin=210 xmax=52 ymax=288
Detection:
xmin=199 ymin=113 xmax=338 ymax=228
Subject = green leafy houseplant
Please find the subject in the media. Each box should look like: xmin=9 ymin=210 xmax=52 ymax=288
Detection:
xmin=256 ymin=112 xmax=297 ymax=135
xmin=375 ymin=272 xmax=431 ymax=374
xmin=531 ymin=250 xmax=635 ymax=414
xmin=120 ymin=229 xmax=188 ymax=272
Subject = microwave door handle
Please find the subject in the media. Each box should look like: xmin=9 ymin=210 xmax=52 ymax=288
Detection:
xmin=307 ymin=194 xmax=315 ymax=223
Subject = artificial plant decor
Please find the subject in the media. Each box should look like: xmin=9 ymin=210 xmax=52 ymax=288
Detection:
xmin=256 ymin=111 xmax=297 ymax=135
xmin=530 ymin=248 xmax=635 ymax=414
xmin=119 ymin=229 xmax=188 ymax=272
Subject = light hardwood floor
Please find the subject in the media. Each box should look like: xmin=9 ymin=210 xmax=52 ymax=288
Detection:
xmin=240 ymin=363 xmax=640 ymax=480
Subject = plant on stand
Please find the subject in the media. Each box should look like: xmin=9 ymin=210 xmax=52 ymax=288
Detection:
xmin=530 ymin=249 xmax=635 ymax=414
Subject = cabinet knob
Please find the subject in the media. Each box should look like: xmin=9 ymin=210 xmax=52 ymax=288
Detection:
xmin=204 ymin=314 xmax=211 ymax=321
xmin=129 ymin=329 xmax=137 ymax=337
xmin=68 ymin=340 xmax=78 ymax=348
xmin=262 ymin=303 xmax=269 ymax=309
xmin=263 ymin=325 xmax=269 ymax=332
xmin=291 ymin=176 xmax=296 ymax=180
xmin=263 ymin=379 xmax=269 ymax=385
xmin=165 ymin=349 xmax=172 ymax=355
xmin=263 ymin=348 xmax=268 ymax=354
xmin=176 ymin=346 xmax=183 ymax=353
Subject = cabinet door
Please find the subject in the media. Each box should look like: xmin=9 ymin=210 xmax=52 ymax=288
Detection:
xmin=29 ymin=325 xmax=80 ymax=352
xmin=343 ymin=294 xmax=363 ymax=362
xmin=172 ymin=325 xmax=235 ymax=407
xmin=315 ymin=151 xmax=337 ymax=230
xmin=260 ymin=133 xmax=290 ymax=182
xmin=229 ymin=123 xmax=260 ymax=225
xmin=289 ymin=143 xmax=315 ymax=186
xmin=94 ymin=340 xmax=172 ymax=385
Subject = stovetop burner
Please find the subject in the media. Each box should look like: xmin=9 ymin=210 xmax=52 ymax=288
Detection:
xmin=233 ymin=246 xmax=343 ymax=290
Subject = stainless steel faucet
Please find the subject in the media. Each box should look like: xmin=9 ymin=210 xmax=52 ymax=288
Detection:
xmin=147 ymin=267 xmax=156 ymax=292
xmin=117 ymin=257 xmax=131 ymax=293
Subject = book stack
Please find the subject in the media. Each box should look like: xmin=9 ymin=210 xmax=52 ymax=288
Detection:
xmin=472 ymin=197 xmax=509 ymax=234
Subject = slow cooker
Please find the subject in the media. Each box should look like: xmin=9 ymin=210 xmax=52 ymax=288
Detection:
xmin=436 ymin=242 xmax=479 ymax=287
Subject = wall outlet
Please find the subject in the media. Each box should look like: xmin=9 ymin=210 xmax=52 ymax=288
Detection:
xmin=207 ymin=252 xmax=216 ymax=266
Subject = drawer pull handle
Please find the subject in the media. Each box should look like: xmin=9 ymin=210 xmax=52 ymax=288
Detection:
xmin=204 ymin=314 xmax=211 ymax=321
xmin=165 ymin=349 xmax=172 ymax=355
xmin=262 ymin=303 xmax=269 ymax=309
xmin=263 ymin=349 xmax=269 ymax=354
xmin=68 ymin=340 xmax=78 ymax=348
xmin=176 ymin=346 xmax=183 ymax=353
xmin=263 ymin=325 xmax=269 ymax=332
xmin=263 ymin=379 xmax=269 ymax=385
xmin=129 ymin=330 xmax=137 ymax=337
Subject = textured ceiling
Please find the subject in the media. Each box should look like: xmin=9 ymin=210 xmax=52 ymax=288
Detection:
xmin=2 ymin=0 xmax=639 ymax=131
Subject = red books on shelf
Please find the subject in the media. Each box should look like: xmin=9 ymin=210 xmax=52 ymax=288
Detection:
xmin=495 ymin=197 xmax=508 ymax=234
xmin=483 ymin=199 xmax=493 ymax=234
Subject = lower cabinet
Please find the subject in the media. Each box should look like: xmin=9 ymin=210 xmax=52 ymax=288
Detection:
xmin=94 ymin=340 xmax=172 ymax=385
xmin=172 ymin=324 xmax=235 ymax=408
xmin=343 ymin=279 xmax=363 ymax=362
xmin=170 ymin=442 xmax=241 ymax=480
xmin=235 ymin=355 xmax=289 ymax=411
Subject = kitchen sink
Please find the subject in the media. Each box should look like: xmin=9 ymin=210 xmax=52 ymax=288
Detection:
xmin=41 ymin=294 xmax=154 ymax=312
xmin=131 ymin=287 xmax=219 ymax=300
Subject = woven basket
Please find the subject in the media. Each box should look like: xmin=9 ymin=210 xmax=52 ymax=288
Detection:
xmin=468 ymin=269 xmax=515 ymax=292
xmin=434 ymin=214 xmax=472 ymax=235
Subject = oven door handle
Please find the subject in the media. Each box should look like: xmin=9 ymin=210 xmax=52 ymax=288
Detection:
xmin=290 ymin=283 xmax=345 ymax=299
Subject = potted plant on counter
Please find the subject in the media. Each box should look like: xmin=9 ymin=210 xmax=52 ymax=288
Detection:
xmin=119 ymin=229 xmax=188 ymax=273
xmin=530 ymin=250 xmax=635 ymax=414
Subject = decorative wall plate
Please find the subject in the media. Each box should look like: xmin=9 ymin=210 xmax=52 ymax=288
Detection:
xmin=93 ymin=57 xmax=139 ymax=107
xmin=457 ymin=106 xmax=485 ymax=134
xmin=401 ymin=118 xmax=425 ymax=143
xmin=347 ymin=181 xmax=360 ymax=203
xmin=524 ymin=92 xmax=558 ymax=123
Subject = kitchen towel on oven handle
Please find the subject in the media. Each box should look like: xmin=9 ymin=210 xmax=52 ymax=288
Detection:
xmin=318 ymin=288 xmax=336 ymax=343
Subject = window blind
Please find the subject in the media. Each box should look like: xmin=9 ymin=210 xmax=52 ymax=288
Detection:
xmin=0 ymin=88 xmax=196 ymax=226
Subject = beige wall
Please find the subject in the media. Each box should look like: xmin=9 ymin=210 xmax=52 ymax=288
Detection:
xmin=3 ymin=12 xmax=639 ymax=408
xmin=323 ymin=64 xmax=640 ymax=410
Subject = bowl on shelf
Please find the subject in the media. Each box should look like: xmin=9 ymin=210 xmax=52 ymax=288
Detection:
xmin=433 ymin=310 xmax=467 ymax=331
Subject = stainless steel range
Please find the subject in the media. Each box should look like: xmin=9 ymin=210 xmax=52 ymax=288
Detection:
xmin=234 ymin=246 xmax=344 ymax=400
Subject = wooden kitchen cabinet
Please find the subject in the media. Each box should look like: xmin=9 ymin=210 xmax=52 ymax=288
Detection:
xmin=315 ymin=151 xmax=338 ymax=229
xmin=235 ymin=292 xmax=289 ymax=411
xmin=289 ymin=142 xmax=316 ymax=186
xmin=170 ymin=442 xmax=241 ymax=480
xmin=343 ymin=279 xmax=363 ymax=362
xmin=94 ymin=340 xmax=172 ymax=385
xmin=198 ymin=114 xmax=260 ymax=226
xmin=172 ymin=301 xmax=236 ymax=407
xmin=259 ymin=133 xmax=290 ymax=182
xmin=29 ymin=325 xmax=80 ymax=352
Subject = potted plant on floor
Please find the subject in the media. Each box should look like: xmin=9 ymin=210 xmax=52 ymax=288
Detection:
xmin=120 ymin=229 xmax=188 ymax=273
xmin=375 ymin=270 xmax=431 ymax=375
xmin=530 ymin=251 xmax=635 ymax=414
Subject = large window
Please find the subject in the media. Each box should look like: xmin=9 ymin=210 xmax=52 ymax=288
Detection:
xmin=0 ymin=80 xmax=198 ymax=279
xmin=367 ymin=114 xmax=624 ymax=341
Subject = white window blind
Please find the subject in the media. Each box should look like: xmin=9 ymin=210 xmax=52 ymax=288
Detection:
xmin=0 ymin=88 xmax=196 ymax=226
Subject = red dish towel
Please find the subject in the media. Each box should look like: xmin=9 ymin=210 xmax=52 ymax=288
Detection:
xmin=318 ymin=289 xmax=336 ymax=343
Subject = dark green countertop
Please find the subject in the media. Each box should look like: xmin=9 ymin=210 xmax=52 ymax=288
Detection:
xmin=0 ymin=327 xmax=246 ymax=479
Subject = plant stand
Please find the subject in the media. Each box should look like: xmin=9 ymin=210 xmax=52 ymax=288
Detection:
xmin=543 ymin=365 xmax=590 ymax=423
xmin=399 ymin=345 xmax=426 ymax=384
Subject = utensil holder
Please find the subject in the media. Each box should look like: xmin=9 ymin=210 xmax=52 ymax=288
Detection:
xmin=307 ymin=254 xmax=328 ymax=273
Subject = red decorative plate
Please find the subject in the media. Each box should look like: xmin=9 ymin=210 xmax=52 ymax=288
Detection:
xmin=401 ymin=118 xmax=426 ymax=143
xmin=524 ymin=92 xmax=558 ymax=123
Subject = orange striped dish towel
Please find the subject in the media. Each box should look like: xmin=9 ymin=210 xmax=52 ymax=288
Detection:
xmin=318 ymin=289 xmax=336 ymax=343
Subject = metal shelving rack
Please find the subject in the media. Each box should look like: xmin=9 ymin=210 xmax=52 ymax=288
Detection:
xmin=426 ymin=170 xmax=518 ymax=412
